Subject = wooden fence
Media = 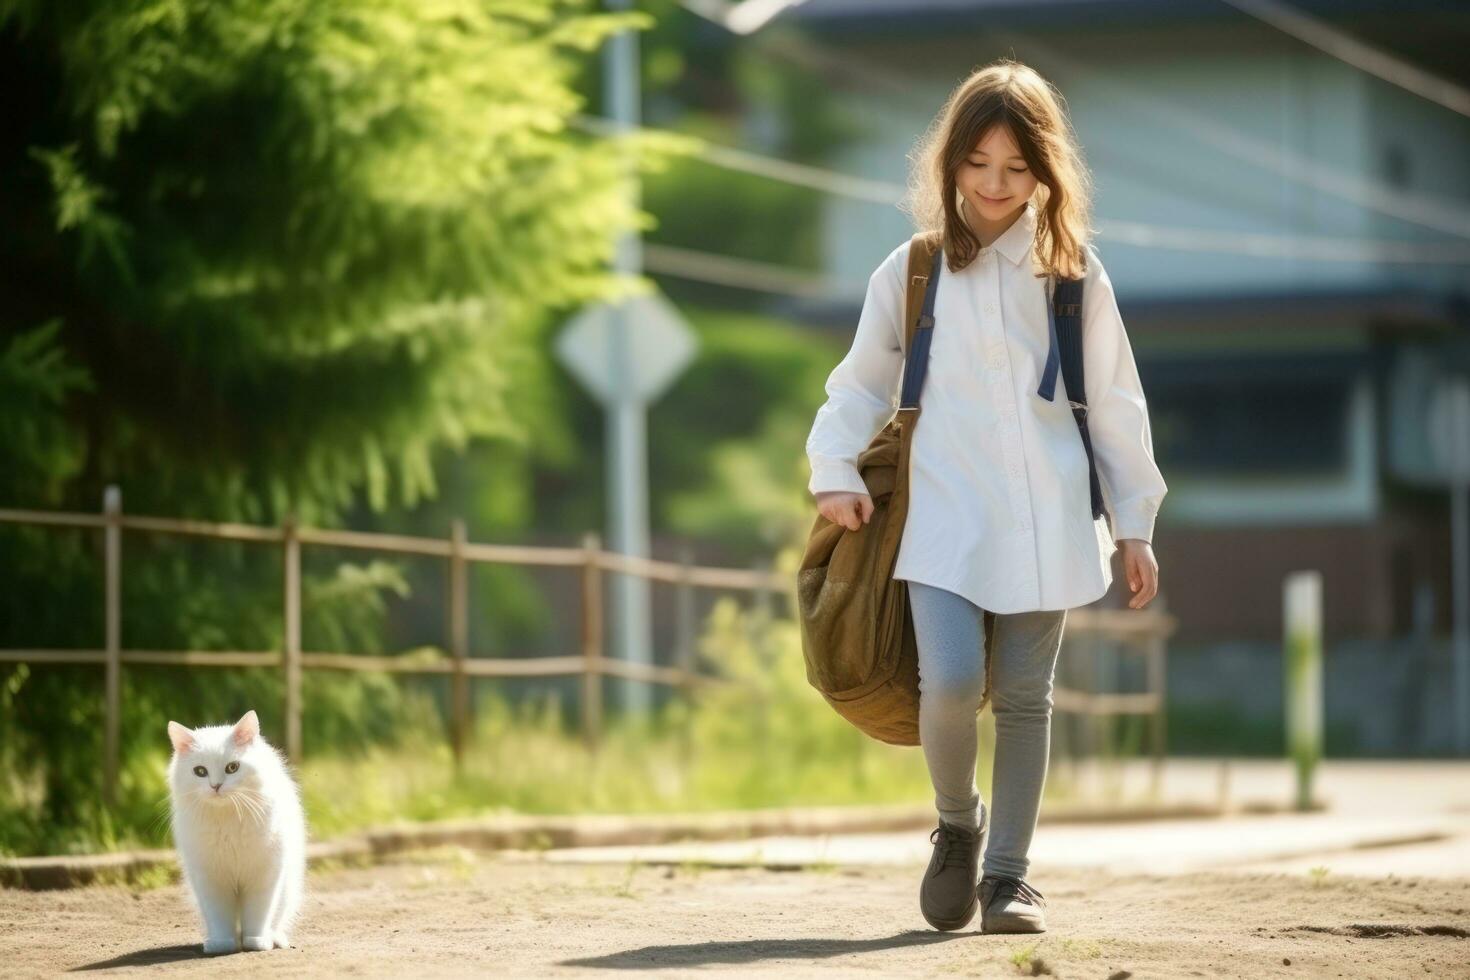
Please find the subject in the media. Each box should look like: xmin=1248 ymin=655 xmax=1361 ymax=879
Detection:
xmin=0 ymin=486 xmax=1177 ymax=807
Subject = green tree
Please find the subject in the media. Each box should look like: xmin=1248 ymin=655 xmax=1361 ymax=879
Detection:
xmin=0 ymin=0 xmax=681 ymax=853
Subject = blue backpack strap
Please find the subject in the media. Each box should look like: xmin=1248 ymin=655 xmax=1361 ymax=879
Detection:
xmin=898 ymin=241 xmax=943 ymax=410
xmin=1037 ymin=276 xmax=1081 ymax=401
xmin=1037 ymin=277 xmax=1062 ymax=403
xmin=1038 ymin=275 xmax=1107 ymax=522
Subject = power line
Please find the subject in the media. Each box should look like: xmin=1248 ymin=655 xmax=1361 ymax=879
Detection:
xmin=1217 ymin=0 xmax=1470 ymax=118
xmin=570 ymin=114 xmax=1470 ymax=269
xmin=1098 ymin=218 xmax=1470 ymax=264
xmin=573 ymin=112 xmax=896 ymax=203
xmin=641 ymin=228 xmax=1470 ymax=305
xmin=642 ymin=241 xmax=867 ymax=297
xmin=639 ymin=230 xmax=1470 ymax=307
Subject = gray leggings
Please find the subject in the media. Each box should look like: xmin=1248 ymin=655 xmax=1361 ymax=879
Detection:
xmin=907 ymin=580 xmax=1067 ymax=880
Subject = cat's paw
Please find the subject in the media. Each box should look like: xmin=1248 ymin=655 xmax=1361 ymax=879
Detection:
xmin=242 ymin=935 xmax=274 ymax=952
xmin=202 ymin=937 xmax=239 ymax=955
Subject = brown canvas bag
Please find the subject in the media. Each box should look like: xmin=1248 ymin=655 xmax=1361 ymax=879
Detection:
xmin=796 ymin=230 xmax=996 ymax=746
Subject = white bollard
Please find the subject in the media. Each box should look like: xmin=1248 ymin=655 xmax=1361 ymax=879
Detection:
xmin=1284 ymin=571 xmax=1323 ymax=811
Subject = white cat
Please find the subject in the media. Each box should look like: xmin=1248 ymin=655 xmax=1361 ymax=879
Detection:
xmin=167 ymin=709 xmax=307 ymax=954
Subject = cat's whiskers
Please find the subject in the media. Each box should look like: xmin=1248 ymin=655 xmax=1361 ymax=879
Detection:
xmin=147 ymin=797 xmax=175 ymax=836
xmin=234 ymin=790 xmax=268 ymax=826
xmin=241 ymin=786 xmax=267 ymax=814
xmin=146 ymin=799 xmax=171 ymax=834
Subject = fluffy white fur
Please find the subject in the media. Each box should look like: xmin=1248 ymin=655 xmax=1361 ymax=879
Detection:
xmin=167 ymin=710 xmax=306 ymax=954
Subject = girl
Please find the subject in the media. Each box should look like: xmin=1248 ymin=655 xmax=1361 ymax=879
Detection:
xmin=804 ymin=59 xmax=1167 ymax=934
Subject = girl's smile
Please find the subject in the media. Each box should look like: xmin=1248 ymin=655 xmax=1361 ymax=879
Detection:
xmin=956 ymin=123 xmax=1040 ymax=240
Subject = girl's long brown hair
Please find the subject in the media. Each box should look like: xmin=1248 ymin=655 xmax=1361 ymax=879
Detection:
xmin=902 ymin=58 xmax=1094 ymax=281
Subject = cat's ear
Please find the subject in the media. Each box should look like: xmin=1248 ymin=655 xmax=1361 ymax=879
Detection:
xmin=167 ymin=721 xmax=195 ymax=754
xmin=231 ymin=709 xmax=260 ymax=747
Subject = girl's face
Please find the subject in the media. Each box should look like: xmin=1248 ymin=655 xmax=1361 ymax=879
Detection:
xmin=955 ymin=124 xmax=1039 ymax=223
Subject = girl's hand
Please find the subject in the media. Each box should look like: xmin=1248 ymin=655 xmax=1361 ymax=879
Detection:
xmin=1118 ymin=538 xmax=1159 ymax=609
xmin=815 ymin=490 xmax=873 ymax=532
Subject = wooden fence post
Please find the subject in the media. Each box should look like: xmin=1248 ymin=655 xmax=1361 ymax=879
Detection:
xmin=675 ymin=540 xmax=696 ymax=769
xmin=753 ymin=560 xmax=775 ymax=700
xmin=1097 ymin=634 xmax=1120 ymax=797
xmin=580 ymin=532 xmax=603 ymax=752
xmin=103 ymin=485 xmax=121 ymax=808
xmin=1080 ymin=630 xmax=1100 ymax=797
xmin=449 ymin=518 xmax=469 ymax=770
xmin=751 ymin=559 xmax=773 ymax=795
xmin=282 ymin=513 xmax=302 ymax=762
xmin=1148 ymin=596 xmax=1169 ymax=797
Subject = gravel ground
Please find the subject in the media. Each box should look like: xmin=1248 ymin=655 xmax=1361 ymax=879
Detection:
xmin=3 ymin=849 xmax=1468 ymax=978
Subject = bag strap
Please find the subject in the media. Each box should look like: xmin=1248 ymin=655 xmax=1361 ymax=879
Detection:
xmin=1038 ymin=276 xmax=1084 ymax=406
xmin=899 ymin=233 xmax=943 ymax=414
xmin=1037 ymin=275 xmax=1107 ymax=522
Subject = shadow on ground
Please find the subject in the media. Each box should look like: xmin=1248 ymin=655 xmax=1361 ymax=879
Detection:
xmin=70 ymin=943 xmax=203 ymax=971
xmin=559 ymin=929 xmax=966 ymax=970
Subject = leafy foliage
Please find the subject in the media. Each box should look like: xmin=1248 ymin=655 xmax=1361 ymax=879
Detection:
xmin=0 ymin=0 xmax=680 ymax=849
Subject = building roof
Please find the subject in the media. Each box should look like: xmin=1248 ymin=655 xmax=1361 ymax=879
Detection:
xmin=785 ymin=0 xmax=1428 ymax=26
xmin=777 ymin=1 xmax=1470 ymax=87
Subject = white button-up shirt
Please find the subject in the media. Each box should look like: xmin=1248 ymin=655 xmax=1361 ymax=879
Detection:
xmin=805 ymin=201 xmax=1167 ymax=613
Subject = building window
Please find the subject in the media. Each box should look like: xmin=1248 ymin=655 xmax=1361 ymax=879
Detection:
xmin=1147 ymin=376 xmax=1351 ymax=475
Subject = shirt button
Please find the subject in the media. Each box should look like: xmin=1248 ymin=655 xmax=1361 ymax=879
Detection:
xmin=985 ymin=304 xmax=997 ymax=315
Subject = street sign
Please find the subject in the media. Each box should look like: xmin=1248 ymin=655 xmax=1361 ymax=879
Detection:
xmin=555 ymin=291 xmax=698 ymax=405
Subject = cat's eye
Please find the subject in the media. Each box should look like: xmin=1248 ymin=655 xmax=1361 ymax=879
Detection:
xmin=225 ymin=761 xmax=239 ymax=774
xmin=193 ymin=765 xmax=208 ymax=778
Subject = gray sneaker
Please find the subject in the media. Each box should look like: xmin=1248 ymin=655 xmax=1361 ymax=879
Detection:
xmin=918 ymin=805 xmax=987 ymax=931
xmin=978 ymin=873 xmax=1047 ymax=933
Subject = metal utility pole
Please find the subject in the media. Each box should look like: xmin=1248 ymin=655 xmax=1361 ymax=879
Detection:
xmin=556 ymin=1 xmax=696 ymax=718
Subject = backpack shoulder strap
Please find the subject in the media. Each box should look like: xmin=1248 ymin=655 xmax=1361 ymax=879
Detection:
xmin=899 ymin=232 xmax=943 ymax=412
xmin=1040 ymin=272 xmax=1108 ymax=522
xmin=1036 ymin=275 xmax=1083 ymax=403
xmin=1052 ymin=276 xmax=1086 ymax=409
xmin=902 ymin=231 xmax=942 ymax=357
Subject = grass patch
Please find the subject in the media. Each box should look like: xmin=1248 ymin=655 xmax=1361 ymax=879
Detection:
xmin=3 ymin=595 xmax=1147 ymax=857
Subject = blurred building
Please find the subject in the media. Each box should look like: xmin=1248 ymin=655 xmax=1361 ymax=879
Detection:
xmin=767 ymin=0 xmax=1470 ymax=753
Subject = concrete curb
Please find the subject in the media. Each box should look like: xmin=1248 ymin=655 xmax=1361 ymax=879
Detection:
xmin=1 ymin=798 xmax=1302 ymax=891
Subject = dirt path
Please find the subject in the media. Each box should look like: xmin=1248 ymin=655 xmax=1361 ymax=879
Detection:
xmin=3 ymin=850 xmax=1467 ymax=978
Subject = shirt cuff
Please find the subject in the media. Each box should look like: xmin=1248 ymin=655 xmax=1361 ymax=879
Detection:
xmin=808 ymin=460 xmax=870 ymax=497
xmin=1109 ymin=495 xmax=1160 ymax=544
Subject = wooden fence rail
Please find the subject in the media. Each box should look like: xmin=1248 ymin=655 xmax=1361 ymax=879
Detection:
xmin=0 ymin=486 xmax=1177 ymax=807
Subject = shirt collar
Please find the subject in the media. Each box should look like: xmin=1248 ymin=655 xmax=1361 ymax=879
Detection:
xmin=987 ymin=200 xmax=1037 ymax=266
